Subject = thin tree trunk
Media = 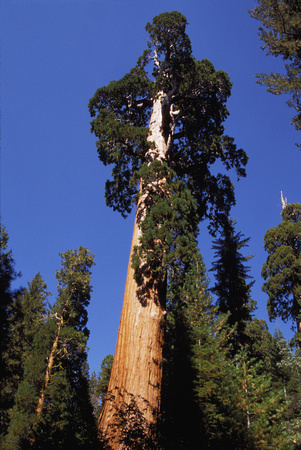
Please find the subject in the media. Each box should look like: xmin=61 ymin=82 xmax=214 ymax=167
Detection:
xmin=99 ymin=92 xmax=171 ymax=448
xmin=36 ymin=315 xmax=64 ymax=415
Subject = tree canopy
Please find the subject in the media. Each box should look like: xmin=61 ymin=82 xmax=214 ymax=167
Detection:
xmin=262 ymin=202 xmax=301 ymax=339
xmin=89 ymin=11 xmax=248 ymax=247
xmin=250 ymin=0 xmax=301 ymax=131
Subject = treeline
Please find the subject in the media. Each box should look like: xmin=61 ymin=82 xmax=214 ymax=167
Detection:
xmin=1 ymin=204 xmax=301 ymax=448
xmin=0 ymin=234 xmax=98 ymax=448
xmin=161 ymin=207 xmax=301 ymax=449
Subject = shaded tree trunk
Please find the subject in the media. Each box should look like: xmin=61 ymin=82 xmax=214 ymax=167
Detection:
xmin=99 ymin=93 xmax=171 ymax=448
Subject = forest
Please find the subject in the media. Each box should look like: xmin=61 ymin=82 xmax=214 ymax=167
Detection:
xmin=1 ymin=2 xmax=301 ymax=449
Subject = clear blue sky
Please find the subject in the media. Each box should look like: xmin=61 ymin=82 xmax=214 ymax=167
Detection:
xmin=1 ymin=0 xmax=300 ymax=375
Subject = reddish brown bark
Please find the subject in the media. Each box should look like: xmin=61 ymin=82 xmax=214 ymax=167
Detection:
xmin=99 ymin=92 xmax=171 ymax=448
xmin=98 ymin=199 xmax=166 ymax=448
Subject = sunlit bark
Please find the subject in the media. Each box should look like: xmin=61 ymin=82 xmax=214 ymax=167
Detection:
xmin=36 ymin=315 xmax=64 ymax=415
xmin=99 ymin=92 xmax=172 ymax=448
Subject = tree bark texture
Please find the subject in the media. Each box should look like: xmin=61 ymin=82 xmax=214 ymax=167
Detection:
xmin=99 ymin=93 xmax=170 ymax=448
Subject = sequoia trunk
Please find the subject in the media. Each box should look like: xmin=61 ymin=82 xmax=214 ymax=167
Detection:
xmin=99 ymin=93 xmax=171 ymax=448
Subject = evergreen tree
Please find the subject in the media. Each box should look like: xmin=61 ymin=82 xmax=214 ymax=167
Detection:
xmin=210 ymin=218 xmax=255 ymax=352
xmin=185 ymin=266 xmax=232 ymax=449
xmin=0 ymin=227 xmax=21 ymax=439
xmin=225 ymin=349 xmax=285 ymax=449
xmin=4 ymin=247 xmax=98 ymax=449
xmin=244 ymin=318 xmax=274 ymax=373
xmin=262 ymin=202 xmax=301 ymax=341
xmin=90 ymin=354 xmax=113 ymax=421
xmin=270 ymin=328 xmax=301 ymax=446
xmin=161 ymin=252 xmax=214 ymax=449
xmin=89 ymin=11 xmax=248 ymax=445
xmin=7 ymin=274 xmax=49 ymax=400
xmin=249 ymin=0 xmax=301 ymax=131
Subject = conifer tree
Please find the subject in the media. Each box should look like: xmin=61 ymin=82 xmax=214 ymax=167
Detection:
xmin=244 ymin=318 xmax=274 ymax=373
xmin=90 ymin=354 xmax=113 ymax=420
xmin=4 ymin=247 xmax=97 ymax=449
xmin=262 ymin=202 xmax=301 ymax=341
xmin=89 ymin=11 xmax=247 ymax=445
xmin=161 ymin=252 xmax=215 ymax=449
xmin=250 ymin=0 xmax=301 ymax=131
xmin=269 ymin=328 xmax=301 ymax=445
xmin=0 ymin=227 xmax=21 ymax=439
xmin=183 ymin=255 xmax=233 ymax=448
xmin=210 ymin=218 xmax=255 ymax=352
xmin=225 ymin=349 xmax=285 ymax=448
xmin=7 ymin=274 xmax=49 ymax=399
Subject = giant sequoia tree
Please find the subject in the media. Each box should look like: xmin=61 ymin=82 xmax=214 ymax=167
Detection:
xmin=262 ymin=202 xmax=301 ymax=340
xmin=89 ymin=11 xmax=248 ymax=447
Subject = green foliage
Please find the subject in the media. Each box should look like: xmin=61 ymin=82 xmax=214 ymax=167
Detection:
xmin=89 ymin=66 xmax=153 ymax=217
xmin=161 ymin=252 xmax=217 ymax=448
xmin=9 ymin=274 xmax=49 ymax=368
xmin=90 ymin=354 xmax=113 ymax=420
xmin=250 ymin=0 xmax=301 ymax=131
xmin=269 ymin=329 xmax=301 ymax=446
xmin=244 ymin=318 xmax=274 ymax=372
xmin=262 ymin=203 xmax=301 ymax=337
xmin=132 ymin=160 xmax=199 ymax=286
xmin=3 ymin=273 xmax=49 ymax=436
xmin=89 ymin=11 xmax=248 ymax=235
xmin=0 ymin=227 xmax=21 ymax=438
xmin=144 ymin=11 xmax=193 ymax=92
xmin=210 ymin=218 xmax=255 ymax=351
xmin=226 ymin=350 xmax=285 ymax=449
xmin=4 ymin=247 xmax=98 ymax=449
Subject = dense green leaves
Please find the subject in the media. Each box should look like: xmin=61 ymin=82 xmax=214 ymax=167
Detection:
xmin=211 ymin=219 xmax=255 ymax=351
xmin=4 ymin=248 xmax=97 ymax=449
xmin=262 ymin=203 xmax=301 ymax=336
xmin=250 ymin=0 xmax=301 ymax=131
xmin=89 ymin=11 xmax=248 ymax=235
xmin=132 ymin=160 xmax=199 ymax=285
xmin=0 ymin=227 xmax=21 ymax=438
xmin=90 ymin=354 xmax=113 ymax=420
xmin=89 ymin=67 xmax=153 ymax=217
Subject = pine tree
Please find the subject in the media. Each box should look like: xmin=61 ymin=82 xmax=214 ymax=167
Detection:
xmin=262 ymin=202 xmax=301 ymax=341
xmin=210 ymin=218 xmax=255 ymax=352
xmin=4 ymin=247 xmax=97 ymax=449
xmin=249 ymin=0 xmax=301 ymax=131
xmin=0 ymin=227 xmax=21 ymax=439
xmin=89 ymin=11 xmax=248 ymax=446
